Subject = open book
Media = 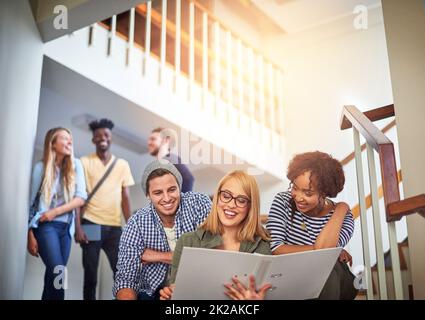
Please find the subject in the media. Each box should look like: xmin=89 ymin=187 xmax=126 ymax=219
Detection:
xmin=172 ymin=247 xmax=341 ymax=300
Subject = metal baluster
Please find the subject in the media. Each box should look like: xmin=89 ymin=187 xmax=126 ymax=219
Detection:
xmin=214 ymin=21 xmax=221 ymax=115
xmin=388 ymin=221 xmax=404 ymax=299
xmin=174 ymin=0 xmax=181 ymax=91
xmin=248 ymin=48 xmax=255 ymax=134
xmin=237 ymin=39 xmax=243 ymax=129
xmin=366 ymin=143 xmax=388 ymax=299
xmin=107 ymin=15 xmax=116 ymax=56
xmin=126 ymin=8 xmax=135 ymax=66
xmin=226 ymin=31 xmax=233 ymax=108
xmin=143 ymin=1 xmax=152 ymax=76
xmin=159 ymin=0 xmax=167 ymax=84
xmin=267 ymin=62 xmax=275 ymax=148
xmin=353 ymin=128 xmax=374 ymax=300
xmin=202 ymin=11 xmax=208 ymax=108
xmin=88 ymin=23 xmax=95 ymax=46
xmin=189 ymin=1 xmax=195 ymax=100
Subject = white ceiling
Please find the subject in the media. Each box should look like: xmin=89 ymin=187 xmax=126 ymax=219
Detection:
xmin=251 ymin=0 xmax=381 ymax=34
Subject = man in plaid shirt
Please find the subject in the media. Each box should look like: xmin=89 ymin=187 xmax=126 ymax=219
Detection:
xmin=113 ymin=160 xmax=212 ymax=300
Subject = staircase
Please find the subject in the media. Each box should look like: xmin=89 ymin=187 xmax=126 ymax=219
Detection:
xmin=340 ymin=104 xmax=425 ymax=300
xmin=43 ymin=0 xmax=286 ymax=179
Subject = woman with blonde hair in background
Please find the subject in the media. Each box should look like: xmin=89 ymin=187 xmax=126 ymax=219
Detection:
xmin=27 ymin=127 xmax=87 ymax=300
xmin=160 ymin=170 xmax=272 ymax=300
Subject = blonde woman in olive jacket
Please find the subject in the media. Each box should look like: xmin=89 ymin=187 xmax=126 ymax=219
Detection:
xmin=160 ymin=170 xmax=272 ymax=300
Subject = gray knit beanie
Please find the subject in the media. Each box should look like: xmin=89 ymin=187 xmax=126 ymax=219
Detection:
xmin=141 ymin=159 xmax=183 ymax=195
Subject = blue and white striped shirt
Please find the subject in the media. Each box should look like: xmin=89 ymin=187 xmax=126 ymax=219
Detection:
xmin=113 ymin=191 xmax=212 ymax=297
xmin=266 ymin=191 xmax=354 ymax=252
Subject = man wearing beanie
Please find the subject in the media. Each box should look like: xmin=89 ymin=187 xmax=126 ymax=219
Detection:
xmin=113 ymin=160 xmax=212 ymax=300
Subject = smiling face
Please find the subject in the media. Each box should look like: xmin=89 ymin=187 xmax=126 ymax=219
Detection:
xmin=148 ymin=173 xmax=181 ymax=223
xmin=217 ymin=178 xmax=250 ymax=231
xmin=92 ymin=127 xmax=112 ymax=152
xmin=52 ymin=130 xmax=73 ymax=157
xmin=290 ymin=171 xmax=321 ymax=213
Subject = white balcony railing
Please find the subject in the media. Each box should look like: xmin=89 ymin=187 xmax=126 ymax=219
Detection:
xmin=92 ymin=0 xmax=285 ymax=155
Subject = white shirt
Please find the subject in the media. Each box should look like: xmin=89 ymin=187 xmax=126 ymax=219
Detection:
xmin=164 ymin=225 xmax=177 ymax=251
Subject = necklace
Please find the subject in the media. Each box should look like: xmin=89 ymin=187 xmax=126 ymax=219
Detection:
xmin=299 ymin=199 xmax=331 ymax=237
xmin=299 ymin=212 xmax=315 ymax=242
xmin=300 ymin=218 xmax=307 ymax=231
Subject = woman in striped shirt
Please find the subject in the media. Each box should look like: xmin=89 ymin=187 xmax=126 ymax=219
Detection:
xmin=266 ymin=151 xmax=357 ymax=299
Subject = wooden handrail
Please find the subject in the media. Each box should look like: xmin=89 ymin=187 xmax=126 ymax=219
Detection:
xmin=340 ymin=119 xmax=396 ymax=166
xmin=388 ymin=194 xmax=425 ymax=219
xmin=340 ymin=105 xmax=393 ymax=150
xmin=341 ymin=105 xmax=425 ymax=222
xmin=341 ymin=104 xmax=395 ymax=130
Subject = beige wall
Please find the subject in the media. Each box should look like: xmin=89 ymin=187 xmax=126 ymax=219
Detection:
xmin=381 ymin=0 xmax=425 ymax=299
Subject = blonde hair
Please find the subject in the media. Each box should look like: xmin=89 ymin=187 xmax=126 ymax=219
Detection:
xmin=41 ymin=127 xmax=75 ymax=206
xmin=200 ymin=170 xmax=270 ymax=242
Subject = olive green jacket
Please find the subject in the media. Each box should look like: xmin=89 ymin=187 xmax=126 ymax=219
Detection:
xmin=168 ymin=228 xmax=272 ymax=284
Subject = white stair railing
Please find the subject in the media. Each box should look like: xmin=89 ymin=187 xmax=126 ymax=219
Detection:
xmin=341 ymin=104 xmax=425 ymax=300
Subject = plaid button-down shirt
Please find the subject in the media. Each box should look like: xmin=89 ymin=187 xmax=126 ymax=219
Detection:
xmin=113 ymin=191 xmax=212 ymax=297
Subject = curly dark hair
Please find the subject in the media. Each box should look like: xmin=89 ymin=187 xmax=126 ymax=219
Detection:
xmin=287 ymin=151 xmax=345 ymax=198
xmin=89 ymin=118 xmax=114 ymax=133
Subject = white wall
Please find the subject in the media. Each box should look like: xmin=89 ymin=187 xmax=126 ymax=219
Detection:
xmin=212 ymin=0 xmax=261 ymax=49
xmin=258 ymin=6 xmax=407 ymax=273
xmin=381 ymin=0 xmax=425 ymax=299
xmin=263 ymin=6 xmax=393 ymax=162
xmin=0 ymin=0 xmax=44 ymax=299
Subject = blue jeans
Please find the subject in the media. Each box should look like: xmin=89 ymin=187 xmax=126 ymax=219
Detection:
xmin=33 ymin=221 xmax=71 ymax=300
xmin=137 ymin=288 xmax=161 ymax=300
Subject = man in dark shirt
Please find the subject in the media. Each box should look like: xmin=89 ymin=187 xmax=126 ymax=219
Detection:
xmin=147 ymin=127 xmax=194 ymax=193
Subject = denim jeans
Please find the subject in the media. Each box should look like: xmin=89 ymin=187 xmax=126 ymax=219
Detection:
xmin=33 ymin=221 xmax=71 ymax=300
xmin=81 ymin=219 xmax=122 ymax=300
xmin=137 ymin=288 xmax=161 ymax=300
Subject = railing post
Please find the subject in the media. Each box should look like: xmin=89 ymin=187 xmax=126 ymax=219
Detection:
xmin=258 ymin=55 xmax=265 ymax=143
xmin=174 ymin=0 xmax=181 ymax=92
xmin=277 ymin=70 xmax=284 ymax=154
xmin=387 ymin=221 xmax=404 ymax=299
xmin=126 ymin=8 xmax=135 ymax=66
xmin=159 ymin=0 xmax=167 ymax=84
xmin=189 ymin=1 xmax=195 ymax=100
xmin=237 ymin=39 xmax=243 ymax=129
xmin=202 ymin=11 xmax=208 ymax=109
xmin=226 ymin=31 xmax=233 ymax=109
xmin=248 ymin=48 xmax=255 ymax=134
xmin=214 ymin=21 xmax=221 ymax=115
xmin=366 ymin=143 xmax=388 ymax=299
xmin=107 ymin=15 xmax=117 ymax=56
xmin=88 ymin=23 xmax=95 ymax=46
xmin=353 ymin=128 xmax=374 ymax=300
xmin=267 ymin=62 xmax=275 ymax=148
xmin=143 ymin=0 xmax=152 ymax=76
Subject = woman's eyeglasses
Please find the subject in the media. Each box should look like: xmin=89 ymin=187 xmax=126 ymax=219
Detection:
xmin=218 ymin=190 xmax=250 ymax=208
